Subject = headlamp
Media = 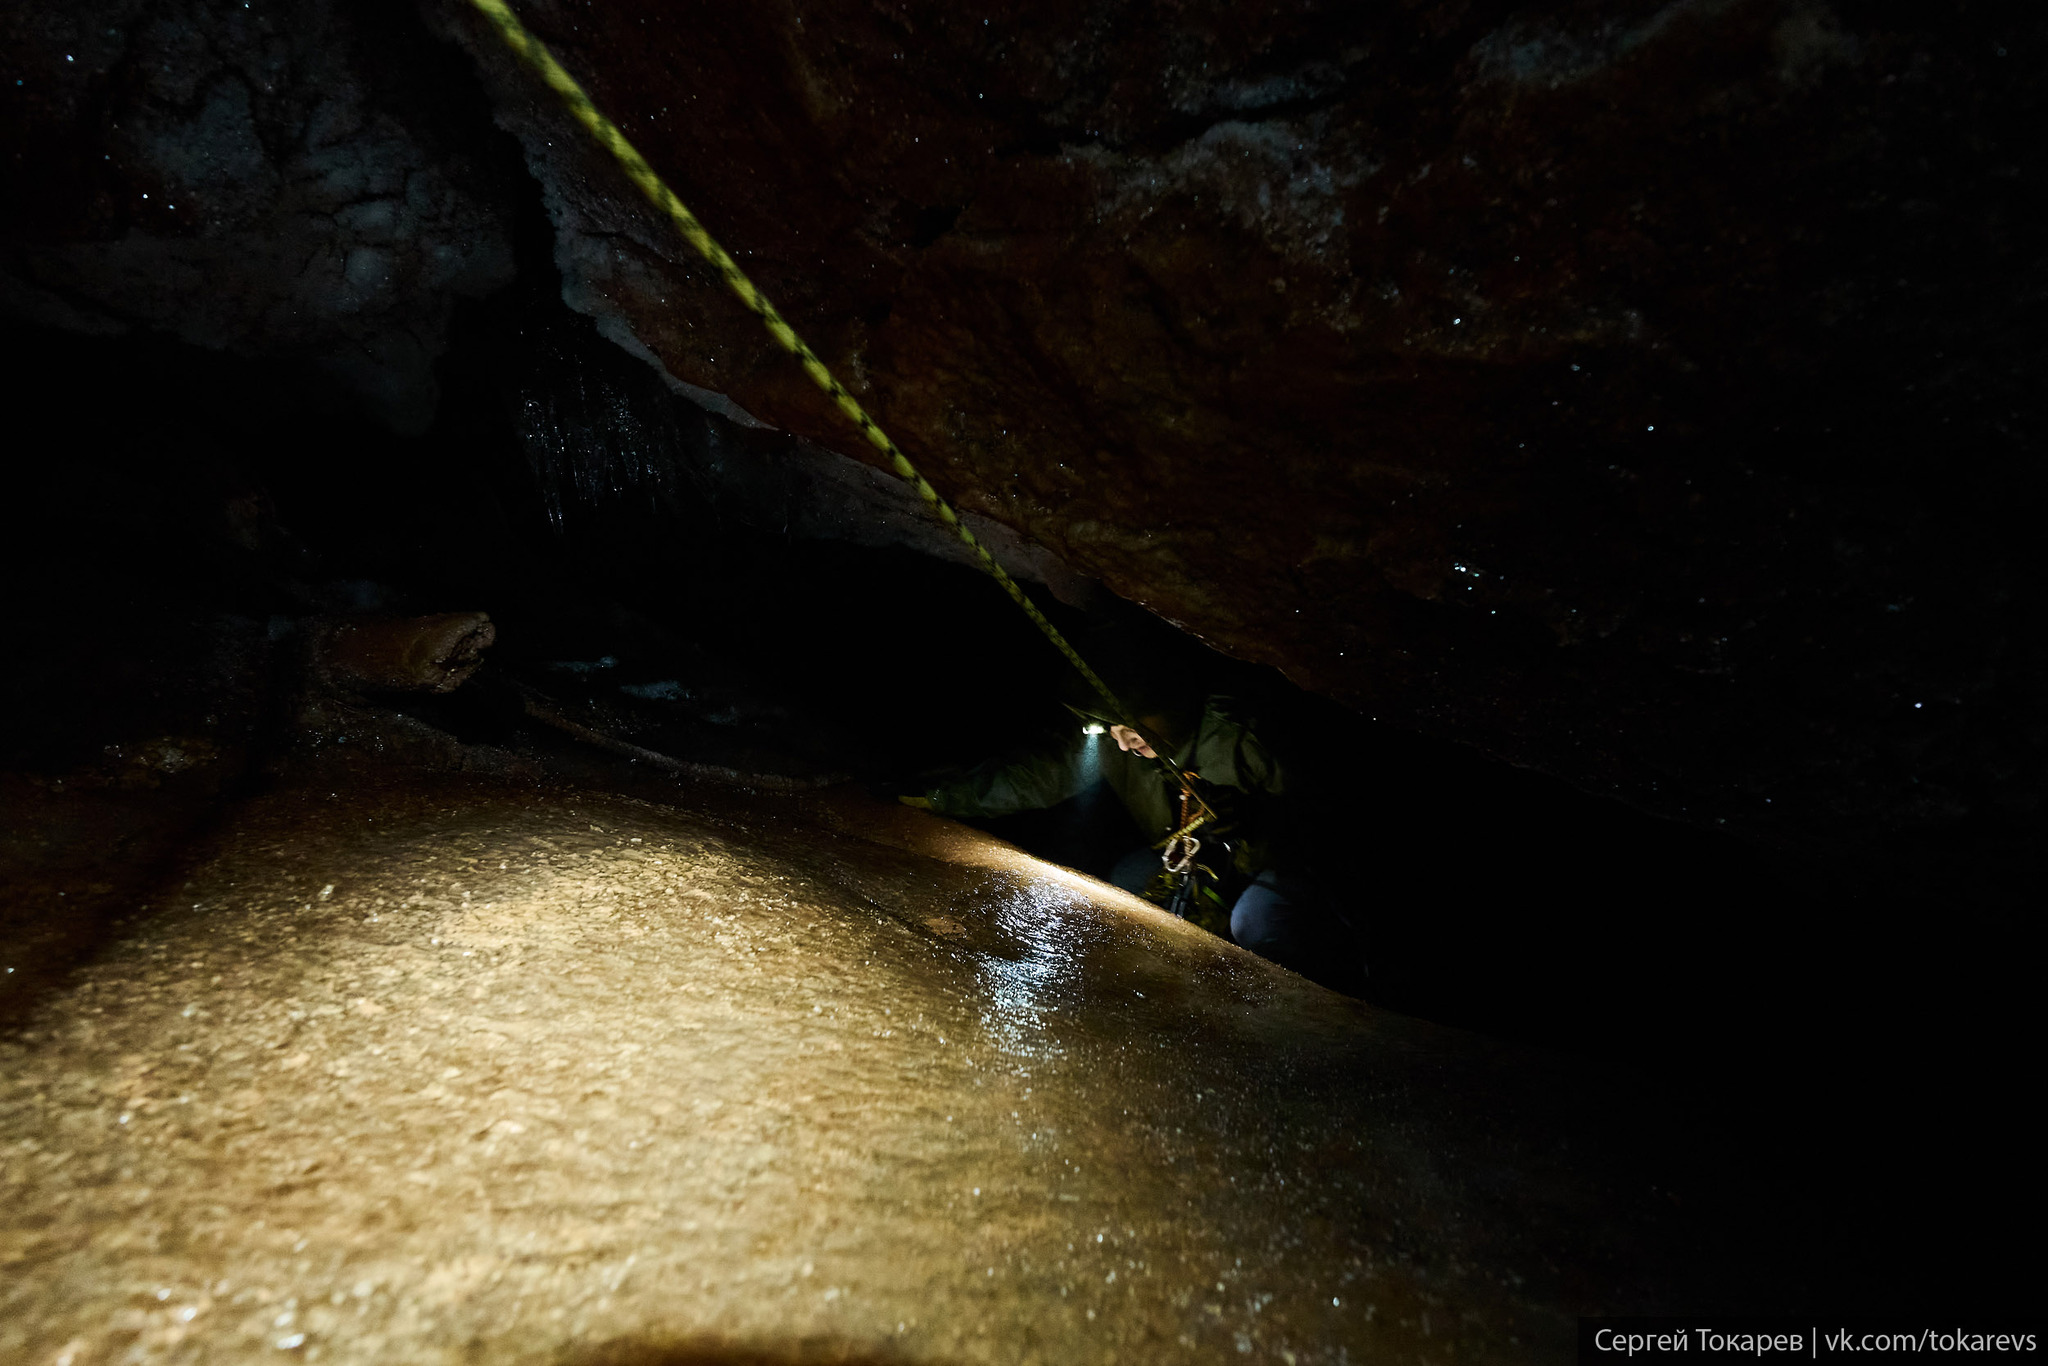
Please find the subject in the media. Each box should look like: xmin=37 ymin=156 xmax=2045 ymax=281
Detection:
xmin=1081 ymin=722 xmax=1107 ymax=736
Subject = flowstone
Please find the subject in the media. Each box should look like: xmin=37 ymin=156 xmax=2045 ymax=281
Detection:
xmin=3 ymin=771 xmax=1690 ymax=1363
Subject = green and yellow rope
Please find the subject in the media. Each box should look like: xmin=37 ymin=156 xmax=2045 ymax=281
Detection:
xmin=463 ymin=0 xmax=1135 ymax=728
xmin=467 ymin=0 xmax=1221 ymax=848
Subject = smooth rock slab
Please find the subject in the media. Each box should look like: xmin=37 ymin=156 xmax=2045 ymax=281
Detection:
xmin=3 ymin=774 xmax=1683 ymax=1363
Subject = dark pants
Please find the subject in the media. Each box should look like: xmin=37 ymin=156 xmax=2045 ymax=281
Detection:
xmin=1109 ymin=851 xmax=1355 ymax=984
xmin=1229 ymin=870 xmax=1322 ymax=974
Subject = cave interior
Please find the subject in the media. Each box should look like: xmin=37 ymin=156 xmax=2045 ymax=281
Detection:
xmin=1 ymin=0 xmax=2038 ymax=1357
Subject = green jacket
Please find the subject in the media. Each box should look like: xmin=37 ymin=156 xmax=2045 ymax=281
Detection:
xmin=926 ymin=696 xmax=1284 ymax=852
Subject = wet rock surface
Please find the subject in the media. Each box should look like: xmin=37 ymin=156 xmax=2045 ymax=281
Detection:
xmin=3 ymin=772 xmax=1700 ymax=1364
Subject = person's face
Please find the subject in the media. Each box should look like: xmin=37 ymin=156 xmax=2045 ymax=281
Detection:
xmin=1109 ymin=724 xmax=1157 ymax=759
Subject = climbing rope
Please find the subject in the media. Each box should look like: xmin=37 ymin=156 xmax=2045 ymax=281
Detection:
xmin=465 ymin=0 xmax=1216 ymax=853
xmin=465 ymin=1 xmax=1128 ymax=706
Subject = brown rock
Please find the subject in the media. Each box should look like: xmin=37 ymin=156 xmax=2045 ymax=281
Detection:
xmin=3 ymin=0 xmax=2038 ymax=866
xmin=439 ymin=0 xmax=2043 ymax=865
xmin=309 ymin=612 xmax=497 ymax=693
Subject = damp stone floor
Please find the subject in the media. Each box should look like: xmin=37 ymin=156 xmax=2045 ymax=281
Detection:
xmin=3 ymin=772 xmax=1681 ymax=1364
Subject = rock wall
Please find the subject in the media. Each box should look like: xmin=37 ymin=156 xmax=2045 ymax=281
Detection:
xmin=1 ymin=0 xmax=518 ymax=430
xmin=435 ymin=0 xmax=2043 ymax=861
xmin=6 ymin=0 xmax=2042 ymax=864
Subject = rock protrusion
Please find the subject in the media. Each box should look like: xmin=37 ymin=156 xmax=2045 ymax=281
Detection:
xmin=309 ymin=612 xmax=496 ymax=694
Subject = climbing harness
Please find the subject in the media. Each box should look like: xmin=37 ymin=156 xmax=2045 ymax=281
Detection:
xmin=1162 ymin=770 xmax=1211 ymax=872
xmin=1156 ymin=767 xmax=1220 ymax=919
xmin=466 ymin=0 xmax=1221 ymax=888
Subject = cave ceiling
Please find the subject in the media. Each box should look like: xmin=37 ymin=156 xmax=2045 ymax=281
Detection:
xmin=3 ymin=0 xmax=2041 ymax=864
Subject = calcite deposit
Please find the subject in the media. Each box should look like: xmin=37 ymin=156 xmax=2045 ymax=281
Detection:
xmin=0 ymin=771 xmax=1703 ymax=1364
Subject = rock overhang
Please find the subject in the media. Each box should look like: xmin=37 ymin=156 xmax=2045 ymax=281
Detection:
xmin=4 ymin=0 xmax=2040 ymax=876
